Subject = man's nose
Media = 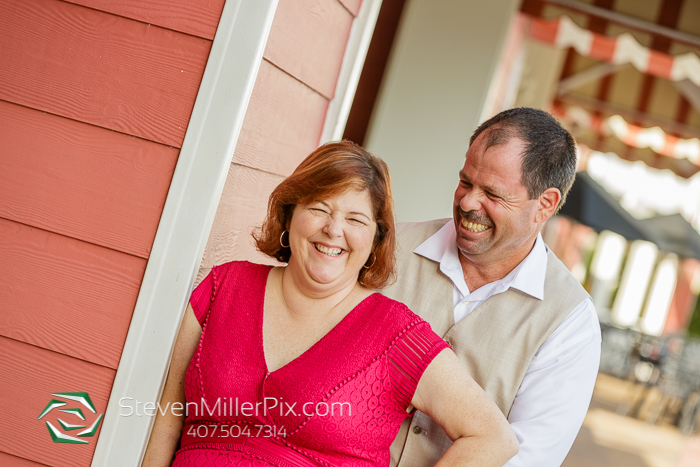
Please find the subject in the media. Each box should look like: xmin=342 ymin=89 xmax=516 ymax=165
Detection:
xmin=458 ymin=188 xmax=483 ymax=212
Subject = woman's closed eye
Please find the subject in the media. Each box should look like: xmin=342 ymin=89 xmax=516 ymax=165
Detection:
xmin=347 ymin=217 xmax=367 ymax=226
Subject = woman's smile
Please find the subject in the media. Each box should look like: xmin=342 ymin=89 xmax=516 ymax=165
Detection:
xmin=313 ymin=242 xmax=345 ymax=257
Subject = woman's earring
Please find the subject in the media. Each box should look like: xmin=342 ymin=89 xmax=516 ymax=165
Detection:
xmin=363 ymin=252 xmax=376 ymax=269
xmin=280 ymin=230 xmax=290 ymax=248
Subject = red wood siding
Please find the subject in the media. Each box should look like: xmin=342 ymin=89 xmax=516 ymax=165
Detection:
xmin=200 ymin=0 xmax=362 ymax=275
xmin=0 ymin=0 xmax=223 ymax=463
xmin=0 ymin=218 xmax=146 ymax=369
xmin=0 ymin=337 xmax=115 ymax=467
xmin=0 ymin=452 xmax=49 ymax=467
xmin=265 ymin=0 xmax=355 ymax=99
xmin=0 ymin=0 xmax=363 ymax=462
xmin=232 ymin=60 xmax=330 ymax=177
xmin=0 ymin=101 xmax=178 ymax=259
xmin=62 ymin=0 xmax=225 ymax=40
xmin=0 ymin=0 xmax=210 ymax=148
xmin=339 ymin=0 xmax=363 ymax=16
xmin=198 ymin=164 xmax=285 ymax=284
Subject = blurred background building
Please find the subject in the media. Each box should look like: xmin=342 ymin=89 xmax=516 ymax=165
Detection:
xmin=341 ymin=1 xmax=700 ymax=465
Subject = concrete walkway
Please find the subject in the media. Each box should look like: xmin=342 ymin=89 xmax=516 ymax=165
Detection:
xmin=563 ymin=374 xmax=700 ymax=467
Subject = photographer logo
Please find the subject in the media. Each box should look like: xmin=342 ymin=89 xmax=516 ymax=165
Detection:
xmin=37 ymin=392 xmax=103 ymax=444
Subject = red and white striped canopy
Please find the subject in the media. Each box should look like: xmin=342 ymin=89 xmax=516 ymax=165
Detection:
xmin=553 ymin=104 xmax=700 ymax=166
xmin=526 ymin=14 xmax=700 ymax=86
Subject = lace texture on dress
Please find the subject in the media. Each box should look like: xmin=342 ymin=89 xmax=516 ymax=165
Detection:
xmin=174 ymin=262 xmax=450 ymax=467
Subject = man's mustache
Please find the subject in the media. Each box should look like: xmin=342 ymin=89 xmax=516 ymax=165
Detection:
xmin=457 ymin=207 xmax=493 ymax=227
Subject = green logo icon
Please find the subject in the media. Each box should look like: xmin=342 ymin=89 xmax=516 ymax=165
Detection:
xmin=37 ymin=392 xmax=104 ymax=444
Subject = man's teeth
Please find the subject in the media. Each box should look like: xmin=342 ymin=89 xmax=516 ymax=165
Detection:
xmin=461 ymin=219 xmax=489 ymax=232
xmin=315 ymin=244 xmax=342 ymax=256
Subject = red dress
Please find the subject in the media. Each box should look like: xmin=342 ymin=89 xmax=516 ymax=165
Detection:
xmin=172 ymin=261 xmax=449 ymax=467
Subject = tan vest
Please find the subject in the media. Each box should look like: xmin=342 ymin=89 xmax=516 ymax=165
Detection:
xmin=382 ymin=219 xmax=589 ymax=467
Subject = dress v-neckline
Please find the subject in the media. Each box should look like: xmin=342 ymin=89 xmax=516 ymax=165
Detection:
xmin=259 ymin=267 xmax=378 ymax=375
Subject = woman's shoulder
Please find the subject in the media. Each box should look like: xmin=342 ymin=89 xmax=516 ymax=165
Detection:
xmin=364 ymin=293 xmax=435 ymax=335
xmin=372 ymin=292 xmax=424 ymax=319
xmin=213 ymin=259 xmax=273 ymax=271
xmin=370 ymin=293 xmax=449 ymax=351
xmin=203 ymin=260 xmax=274 ymax=295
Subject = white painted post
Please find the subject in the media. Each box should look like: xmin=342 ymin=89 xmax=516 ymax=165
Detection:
xmin=91 ymin=1 xmax=278 ymax=465
xmin=320 ymin=0 xmax=384 ymax=144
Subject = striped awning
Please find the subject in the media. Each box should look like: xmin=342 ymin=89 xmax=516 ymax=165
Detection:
xmin=553 ymin=104 xmax=700 ymax=166
xmin=526 ymin=14 xmax=700 ymax=86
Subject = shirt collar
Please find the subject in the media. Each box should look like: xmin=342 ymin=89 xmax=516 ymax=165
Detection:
xmin=413 ymin=219 xmax=454 ymax=262
xmin=413 ymin=220 xmax=547 ymax=300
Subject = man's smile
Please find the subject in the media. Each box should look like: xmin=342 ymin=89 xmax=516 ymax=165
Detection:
xmin=461 ymin=219 xmax=490 ymax=233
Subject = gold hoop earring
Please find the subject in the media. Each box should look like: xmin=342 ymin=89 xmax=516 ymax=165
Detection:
xmin=280 ymin=230 xmax=290 ymax=248
xmin=363 ymin=253 xmax=376 ymax=269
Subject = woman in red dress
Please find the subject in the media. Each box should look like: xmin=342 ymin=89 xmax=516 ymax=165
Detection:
xmin=143 ymin=141 xmax=518 ymax=467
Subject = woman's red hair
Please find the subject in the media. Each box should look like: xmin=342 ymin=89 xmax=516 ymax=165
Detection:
xmin=253 ymin=141 xmax=395 ymax=289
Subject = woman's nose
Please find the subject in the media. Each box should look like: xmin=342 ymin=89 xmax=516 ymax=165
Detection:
xmin=323 ymin=215 xmax=343 ymax=237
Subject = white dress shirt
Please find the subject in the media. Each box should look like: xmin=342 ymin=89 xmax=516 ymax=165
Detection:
xmin=414 ymin=221 xmax=601 ymax=467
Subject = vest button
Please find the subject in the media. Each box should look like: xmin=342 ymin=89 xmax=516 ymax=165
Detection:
xmin=413 ymin=426 xmax=423 ymax=435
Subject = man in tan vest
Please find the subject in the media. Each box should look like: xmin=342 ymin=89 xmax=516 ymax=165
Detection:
xmin=384 ymin=108 xmax=601 ymax=466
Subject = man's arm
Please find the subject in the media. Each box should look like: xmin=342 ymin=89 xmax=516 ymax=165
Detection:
xmin=504 ymin=298 xmax=601 ymax=467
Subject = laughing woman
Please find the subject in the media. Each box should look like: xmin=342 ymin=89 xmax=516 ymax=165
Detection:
xmin=143 ymin=141 xmax=518 ymax=467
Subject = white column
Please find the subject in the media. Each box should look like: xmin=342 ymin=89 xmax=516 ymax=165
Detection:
xmin=91 ymin=1 xmax=279 ymax=464
xmin=589 ymin=230 xmax=627 ymax=322
xmin=612 ymin=240 xmax=659 ymax=328
xmin=640 ymin=254 xmax=679 ymax=336
xmin=320 ymin=0 xmax=383 ymax=143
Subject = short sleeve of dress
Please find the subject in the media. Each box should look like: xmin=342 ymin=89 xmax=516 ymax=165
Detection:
xmin=189 ymin=269 xmax=215 ymax=326
xmin=387 ymin=320 xmax=451 ymax=408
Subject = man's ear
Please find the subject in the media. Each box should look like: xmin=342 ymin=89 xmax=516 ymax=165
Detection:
xmin=535 ymin=188 xmax=561 ymax=224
